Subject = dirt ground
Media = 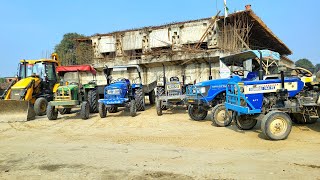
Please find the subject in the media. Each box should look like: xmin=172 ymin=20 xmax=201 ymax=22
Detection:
xmin=0 ymin=105 xmax=320 ymax=180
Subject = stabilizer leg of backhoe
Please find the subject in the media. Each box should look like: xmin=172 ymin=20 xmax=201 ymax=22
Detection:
xmin=0 ymin=100 xmax=36 ymax=122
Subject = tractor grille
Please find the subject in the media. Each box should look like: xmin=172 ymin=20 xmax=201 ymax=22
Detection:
xmin=167 ymin=89 xmax=182 ymax=96
xmin=55 ymin=90 xmax=72 ymax=101
xmin=10 ymin=89 xmax=23 ymax=100
xmin=106 ymin=94 xmax=122 ymax=99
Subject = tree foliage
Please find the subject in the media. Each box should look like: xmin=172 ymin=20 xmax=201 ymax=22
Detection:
xmin=54 ymin=33 xmax=93 ymax=65
xmin=314 ymin=64 xmax=320 ymax=73
xmin=295 ymin=58 xmax=315 ymax=72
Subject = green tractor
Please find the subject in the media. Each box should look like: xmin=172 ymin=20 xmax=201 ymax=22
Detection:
xmin=46 ymin=65 xmax=98 ymax=120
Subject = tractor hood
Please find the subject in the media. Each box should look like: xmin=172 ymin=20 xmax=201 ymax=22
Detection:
xmin=107 ymin=81 xmax=129 ymax=90
xmin=195 ymin=76 xmax=241 ymax=87
xmin=12 ymin=77 xmax=41 ymax=89
xmin=57 ymin=85 xmax=79 ymax=91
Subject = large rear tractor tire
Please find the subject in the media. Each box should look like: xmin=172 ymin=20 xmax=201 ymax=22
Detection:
xmin=188 ymin=105 xmax=208 ymax=121
xmin=88 ymin=89 xmax=98 ymax=113
xmin=108 ymin=106 xmax=118 ymax=113
xmin=235 ymin=115 xmax=257 ymax=130
xmin=34 ymin=97 xmax=48 ymax=116
xmin=80 ymin=101 xmax=90 ymax=120
xmin=47 ymin=104 xmax=58 ymax=120
xmin=135 ymin=89 xmax=145 ymax=111
xmin=211 ymin=104 xmax=233 ymax=127
xmin=58 ymin=108 xmax=71 ymax=115
xmin=157 ymin=87 xmax=167 ymax=110
xmin=149 ymin=89 xmax=156 ymax=105
xmin=156 ymin=98 xmax=162 ymax=116
xmin=261 ymin=111 xmax=292 ymax=140
xmin=99 ymin=103 xmax=107 ymax=118
xmin=130 ymin=100 xmax=137 ymax=117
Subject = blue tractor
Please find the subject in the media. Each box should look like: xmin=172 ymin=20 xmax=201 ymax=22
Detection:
xmin=224 ymin=63 xmax=319 ymax=140
xmin=98 ymin=65 xmax=156 ymax=118
xmin=186 ymin=50 xmax=281 ymax=124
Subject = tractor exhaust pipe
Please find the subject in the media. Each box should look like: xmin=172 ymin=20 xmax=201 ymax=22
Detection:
xmin=280 ymin=70 xmax=285 ymax=89
xmin=162 ymin=63 xmax=166 ymax=86
xmin=258 ymin=50 xmax=263 ymax=80
xmin=209 ymin=61 xmax=212 ymax=80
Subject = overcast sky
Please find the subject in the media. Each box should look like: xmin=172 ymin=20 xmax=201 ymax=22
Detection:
xmin=0 ymin=0 xmax=319 ymax=76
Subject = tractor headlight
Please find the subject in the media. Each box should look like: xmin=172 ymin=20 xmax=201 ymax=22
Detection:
xmin=199 ymin=87 xmax=206 ymax=93
xmin=107 ymin=89 xmax=121 ymax=95
xmin=193 ymin=86 xmax=206 ymax=94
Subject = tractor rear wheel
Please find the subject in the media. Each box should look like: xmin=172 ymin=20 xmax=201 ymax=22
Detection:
xmin=261 ymin=111 xmax=292 ymax=140
xmin=188 ymin=105 xmax=208 ymax=121
xmin=211 ymin=104 xmax=233 ymax=127
xmin=235 ymin=115 xmax=257 ymax=130
xmin=157 ymin=87 xmax=167 ymax=110
xmin=58 ymin=108 xmax=71 ymax=115
xmin=130 ymin=100 xmax=137 ymax=117
xmin=156 ymin=98 xmax=162 ymax=116
xmin=149 ymin=90 xmax=156 ymax=105
xmin=108 ymin=106 xmax=118 ymax=113
xmin=80 ymin=101 xmax=90 ymax=120
xmin=47 ymin=104 xmax=58 ymax=120
xmin=135 ymin=89 xmax=145 ymax=111
xmin=34 ymin=97 xmax=48 ymax=116
xmin=99 ymin=103 xmax=107 ymax=118
xmin=88 ymin=89 xmax=98 ymax=113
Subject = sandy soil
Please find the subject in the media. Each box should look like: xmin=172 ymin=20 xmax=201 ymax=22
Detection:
xmin=0 ymin=105 xmax=320 ymax=179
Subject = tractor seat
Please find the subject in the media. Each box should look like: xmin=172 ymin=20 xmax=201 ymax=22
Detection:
xmin=170 ymin=76 xmax=179 ymax=82
xmin=243 ymin=72 xmax=258 ymax=81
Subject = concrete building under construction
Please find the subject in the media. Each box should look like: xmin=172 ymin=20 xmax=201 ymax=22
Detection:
xmin=79 ymin=8 xmax=293 ymax=85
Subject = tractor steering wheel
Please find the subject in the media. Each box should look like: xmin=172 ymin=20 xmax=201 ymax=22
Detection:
xmin=116 ymin=78 xmax=127 ymax=82
xmin=232 ymin=70 xmax=244 ymax=76
xmin=293 ymin=67 xmax=313 ymax=77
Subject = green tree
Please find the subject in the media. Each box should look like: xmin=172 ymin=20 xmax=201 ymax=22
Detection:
xmin=55 ymin=33 xmax=93 ymax=65
xmin=314 ymin=63 xmax=320 ymax=73
xmin=0 ymin=78 xmax=5 ymax=83
xmin=76 ymin=42 xmax=94 ymax=65
xmin=295 ymin=58 xmax=315 ymax=72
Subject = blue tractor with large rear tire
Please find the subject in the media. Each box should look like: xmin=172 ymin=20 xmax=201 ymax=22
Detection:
xmin=186 ymin=50 xmax=281 ymax=122
xmin=98 ymin=65 xmax=156 ymax=118
xmin=223 ymin=64 xmax=319 ymax=140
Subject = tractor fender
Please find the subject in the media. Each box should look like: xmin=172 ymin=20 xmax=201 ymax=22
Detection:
xmin=206 ymin=88 xmax=226 ymax=103
xmin=53 ymin=83 xmax=60 ymax=93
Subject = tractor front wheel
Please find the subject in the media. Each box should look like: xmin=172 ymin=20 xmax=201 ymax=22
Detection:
xmin=34 ymin=97 xmax=48 ymax=116
xmin=156 ymin=98 xmax=162 ymax=116
xmin=99 ymin=103 xmax=107 ymax=118
xmin=80 ymin=101 xmax=90 ymax=120
xmin=188 ymin=105 xmax=208 ymax=121
xmin=47 ymin=104 xmax=58 ymax=120
xmin=130 ymin=100 xmax=137 ymax=117
xmin=261 ymin=111 xmax=292 ymax=140
xmin=211 ymin=104 xmax=233 ymax=127
xmin=157 ymin=87 xmax=167 ymax=110
xmin=235 ymin=115 xmax=257 ymax=130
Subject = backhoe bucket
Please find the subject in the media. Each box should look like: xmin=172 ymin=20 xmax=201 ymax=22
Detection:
xmin=0 ymin=100 xmax=36 ymax=122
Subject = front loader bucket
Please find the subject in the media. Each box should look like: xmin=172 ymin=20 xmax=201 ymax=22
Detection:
xmin=0 ymin=100 xmax=36 ymax=122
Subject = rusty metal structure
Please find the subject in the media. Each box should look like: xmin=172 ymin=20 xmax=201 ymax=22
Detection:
xmin=77 ymin=9 xmax=293 ymax=86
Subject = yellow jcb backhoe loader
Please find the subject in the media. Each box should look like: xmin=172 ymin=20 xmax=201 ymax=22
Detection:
xmin=0 ymin=53 xmax=60 ymax=122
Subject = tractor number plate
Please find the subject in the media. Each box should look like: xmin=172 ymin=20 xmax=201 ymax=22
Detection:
xmin=167 ymin=84 xmax=180 ymax=90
